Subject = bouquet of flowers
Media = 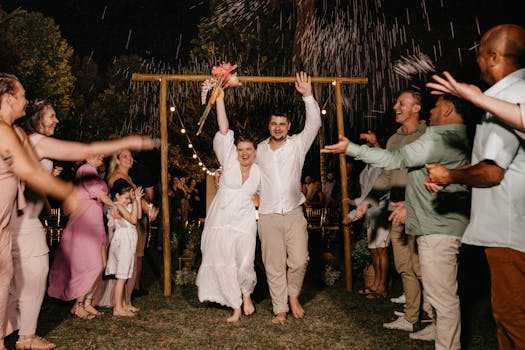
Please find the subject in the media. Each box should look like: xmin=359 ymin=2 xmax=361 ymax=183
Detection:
xmin=197 ymin=62 xmax=241 ymax=135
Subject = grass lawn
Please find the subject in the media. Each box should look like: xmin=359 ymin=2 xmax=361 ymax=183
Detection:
xmin=4 ymin=237 xmax=497 ymax=349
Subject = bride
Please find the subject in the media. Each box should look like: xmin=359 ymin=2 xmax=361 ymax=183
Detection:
xmin=196 ymin=87 xmax=260 ymax=323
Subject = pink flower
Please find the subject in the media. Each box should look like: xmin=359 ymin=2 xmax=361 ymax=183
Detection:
xmin=197 ymin=62 xmax=241 ymax=135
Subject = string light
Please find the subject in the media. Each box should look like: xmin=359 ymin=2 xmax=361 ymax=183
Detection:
xmin=168 ymin=99 xmax=216 ymax=176
xmin=321 ymin=109 xmax=327 ymax=115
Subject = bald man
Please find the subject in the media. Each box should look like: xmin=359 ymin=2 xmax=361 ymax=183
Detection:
xmin=426 ymin=24 xmax=525 ymax=350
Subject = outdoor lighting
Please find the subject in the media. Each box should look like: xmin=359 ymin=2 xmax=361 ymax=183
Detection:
xmin=198 ymin=161 xmax=203 ymax=166
xmin=202 ymin=166 xmax=207 ymax=171
xmin=192 ymin=154 xmax=197 ymax=159
xmin=180 ymin=128 xmax=186 ymax=133
xmin=170 ymin=106 xmax=175 ymax=112
xmin=188 ymin=143 xmax=193 ymax=148
xmin=332 ymin=80 xmax=336 ymax=86
xmin=321 ymin=109 xmax=327 ymax=115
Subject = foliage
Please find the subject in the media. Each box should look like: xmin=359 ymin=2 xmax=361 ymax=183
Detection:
xmin=351 ymin=238 xmax=372 ymax=271
xmin=179 ymin=222 xmax=203 ymax=252
xmin=0 ymin=8 xmax=75 ymax=118
xmin=323 ymin=265 xmax=341 ymax=286
xmin=175 ymin=267 xmax=197 ymax=286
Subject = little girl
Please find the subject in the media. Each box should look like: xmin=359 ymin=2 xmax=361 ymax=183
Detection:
xmin=105 ymin=178 xmax=143 ymax=317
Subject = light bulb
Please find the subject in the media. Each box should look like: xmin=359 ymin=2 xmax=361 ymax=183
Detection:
xmin=188 ymin=143 xmax=193 ymax=148
xmin=192 ymin=154 xmax=197 ymax=159
xmin=321 ymin=109 xmax=327 ymax=115
xmin=181 ymin=128 xmax=186 ymax=134
xmin=198 ymin=161 xmax=203 ymax=166
xmin=170 ymin=106 xmax=175 ymax=112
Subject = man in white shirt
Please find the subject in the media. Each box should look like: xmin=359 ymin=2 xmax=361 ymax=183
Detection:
xmin=256 ymin=71 xmax=321 ymax=325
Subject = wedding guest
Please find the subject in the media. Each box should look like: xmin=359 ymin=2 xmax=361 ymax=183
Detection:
xmin=47 ymin=155 xmax=113 ymax=319
xmin=5 ymin=98 xmax=156 ymax=347
xmin=0 ymin=73 xmax=80 ymax=350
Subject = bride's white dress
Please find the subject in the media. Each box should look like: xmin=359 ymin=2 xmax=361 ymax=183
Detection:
xmin=196 ymin=130 xmax=260 ymax=308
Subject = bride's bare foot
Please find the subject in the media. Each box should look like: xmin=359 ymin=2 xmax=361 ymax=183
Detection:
xmin=113 ymin=308 xmax=135 ymax=317
xmin=242 ymin=295 xmax=255 ymax=316
xmin=289 ymin=296 xmax=305 ymax=319
xmin=227 ymin=308 xmax=242 ymax=323
xmin=271 ymin=312 xmax=287 ymax=325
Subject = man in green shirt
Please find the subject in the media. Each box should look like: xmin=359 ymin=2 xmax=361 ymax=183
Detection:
xmin=322 ymin=94 xmax=472 ymax=349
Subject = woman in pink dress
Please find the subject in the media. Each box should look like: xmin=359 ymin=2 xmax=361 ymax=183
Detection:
xmin=0 ymin=75 xmax=79 ymax=350
xmin=47 ymin=155 xmax=112 ymax=318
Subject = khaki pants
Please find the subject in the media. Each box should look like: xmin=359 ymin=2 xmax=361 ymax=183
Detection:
xmin=390 ymin=224 xmax=429 ymax=323
xmin=486 ymin=247 xmax=525 ymax=350
xmin=258 ymin=207 xmax=308 ymax=314
xmin=418 ymin=234 xmax=461 ymax=350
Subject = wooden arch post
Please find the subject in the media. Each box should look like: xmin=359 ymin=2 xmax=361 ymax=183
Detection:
xmin=131 ymin=73 xmax=367 ymax=294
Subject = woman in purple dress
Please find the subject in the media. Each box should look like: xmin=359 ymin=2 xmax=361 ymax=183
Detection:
xmin=48 ymin=155 xmax=113 ymax=319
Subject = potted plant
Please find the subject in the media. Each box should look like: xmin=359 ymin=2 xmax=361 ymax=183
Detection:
xmin=351 ymin=238 xmax=374 ymax=289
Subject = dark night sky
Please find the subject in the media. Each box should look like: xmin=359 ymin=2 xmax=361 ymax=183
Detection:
xmin=2 ymin=0 xmax=524 ymax=70
xmin=2 ymin=0 xmax=210 ymax=66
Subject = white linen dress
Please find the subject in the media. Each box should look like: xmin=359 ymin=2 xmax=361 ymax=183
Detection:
xmin=105 ymin=204 xmax=137 ymax=279
xmin=196 ymin=130 xmax=260 ymax=309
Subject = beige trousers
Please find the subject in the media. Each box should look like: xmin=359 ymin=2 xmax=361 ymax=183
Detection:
xmin=258 ymin=207 xmax=308 ymax=314
xmin=0 ymin=230 xmax=13 ymax=345
xmin=418 ymin=234 xmax=461 ymax=350
xmin=390 ymin=224 xmax=430 ymax=323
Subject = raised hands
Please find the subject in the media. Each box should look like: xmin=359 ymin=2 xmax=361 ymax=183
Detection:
xmin=426 ymin=71 xmax=483 ymax=102
xmin=295 ymin=71 xmax=312 ymax=97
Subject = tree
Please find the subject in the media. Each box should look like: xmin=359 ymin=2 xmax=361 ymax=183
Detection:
xmin=0 ymin=8 xmax=75 ymax=118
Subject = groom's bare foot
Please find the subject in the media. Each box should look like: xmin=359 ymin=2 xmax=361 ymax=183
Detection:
xmin=289 ymin=296 xmax=305 ymax=319
xmin=243 ymin=295 xmax=255 ymax=316
xmin=271 ymin=312 xmax=287 ymax=325
xmin=227 ymin=308 xmax=242 ymax=323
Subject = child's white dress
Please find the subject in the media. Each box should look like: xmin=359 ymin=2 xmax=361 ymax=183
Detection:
xmin=105 ymin=204 xmax=137 ymax=279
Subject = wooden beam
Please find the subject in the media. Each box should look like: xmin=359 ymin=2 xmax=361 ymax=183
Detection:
xmin=132 ymin=73 xmax=367 ymax=85
xmin=159 ymin=77 xmax=171 ymax=296
xmin=334 ymin=81 xmax=353 ymax=291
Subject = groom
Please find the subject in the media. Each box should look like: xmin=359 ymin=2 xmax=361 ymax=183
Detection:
xmin=256 ymin=71 xmax=321 ymax=324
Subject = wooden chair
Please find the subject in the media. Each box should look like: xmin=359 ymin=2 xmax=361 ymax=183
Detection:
xmin=44 ymin=208 xmax=63 ymax=247
xmin=321 ymin=207 xmax=341 ymax=249
xmin=305 ymin=207 xmax=323 ymax=233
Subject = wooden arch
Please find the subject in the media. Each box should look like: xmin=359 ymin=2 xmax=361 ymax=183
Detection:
xmin=131 ymin=73 xmax=368 ymax=295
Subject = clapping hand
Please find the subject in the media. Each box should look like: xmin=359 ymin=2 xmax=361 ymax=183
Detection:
xmin=134 ymin=186 xmax=145 ymax=201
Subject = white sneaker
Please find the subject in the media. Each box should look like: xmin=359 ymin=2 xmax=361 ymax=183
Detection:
xmin=390 ymin=293 xmax=406 ymax=304
xmin=409 ymin=323 xmax=436 ymax=341
xmin=383 ymin=316 xmax=414 ymax=332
